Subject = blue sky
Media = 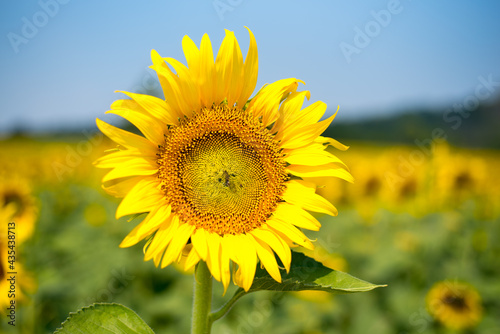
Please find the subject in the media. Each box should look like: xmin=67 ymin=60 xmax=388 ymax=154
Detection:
xmin=1 ymin=0 xmax=499 ymax=133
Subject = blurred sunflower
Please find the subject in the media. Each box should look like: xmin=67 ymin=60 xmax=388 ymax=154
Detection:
xmin=379 ymin=147 xmax=431 ymax=217
xmin=431 ymin=144 xmax=487 ymax=207
xmin=95 ymin=28 xmax=352 ymax=291
xmin=0 ymin=201 xmax=36 ymax=312
xmin=0 ymin=176 xmax=38 ymax=244
xmin=426 ymin=280 xmax=482 ymax=330
xmin=348 ymin=151 xmax=390 ymax=223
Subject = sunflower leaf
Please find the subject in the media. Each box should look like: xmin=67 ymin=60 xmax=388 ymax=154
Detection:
xmin=54 ymin=303 xmax=154 ymax=334
xmin=249 ymin=251 xmax=385 ymax=293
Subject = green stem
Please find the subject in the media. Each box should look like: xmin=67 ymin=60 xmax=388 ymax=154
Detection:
xmin=208 ymin=288 xmax=247 ymax=326
xmin=191 ymin=261 xmax=213 ymax=334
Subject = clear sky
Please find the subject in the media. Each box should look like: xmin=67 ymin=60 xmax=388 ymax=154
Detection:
xmin=1 ymin=0 xmax=499 ymax=133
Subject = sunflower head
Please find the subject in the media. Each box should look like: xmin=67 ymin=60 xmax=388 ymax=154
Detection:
xmin=95 ymin=28 xmax=352 ymax=292
xmin=156 ymin=105 xmax=288 ymax=236
xmin=426 ymin=280 xmax=483 ymax=330
xmin=0 ymin=201 xmax=37 ymax=311
xmin=0 ymin=177 xmax=38 ymax=244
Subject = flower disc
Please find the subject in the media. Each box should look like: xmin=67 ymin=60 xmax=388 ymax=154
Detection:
xmin=426 ymin=281 xmax=483 ymax=330
xmin=158 ymin=105 xmax=287 ymax=235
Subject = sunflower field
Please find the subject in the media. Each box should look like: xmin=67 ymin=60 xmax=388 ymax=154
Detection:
xmin=1 ymin=131 xmax=499 ymax=334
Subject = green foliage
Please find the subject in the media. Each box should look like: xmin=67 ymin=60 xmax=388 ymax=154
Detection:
xmin=249 ymin=251 xmax=385 ymax=293
xmin=54 ymin=303 xmax=154 ymax=334
xmin=3 ymin=141 xmax=499 ymax=333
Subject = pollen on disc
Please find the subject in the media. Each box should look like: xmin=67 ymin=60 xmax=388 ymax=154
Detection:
xmin=157 ymin=105 xmax=287 ymax=235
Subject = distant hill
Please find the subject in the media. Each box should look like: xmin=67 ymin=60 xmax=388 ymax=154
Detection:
xmin=3 ymin=97 xmax=499 ymax=150
xmin=325 ymin=97 xmax=500 ymax=149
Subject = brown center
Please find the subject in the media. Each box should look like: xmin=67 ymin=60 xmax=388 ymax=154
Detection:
xmin=157 ymin=105 xmax=288 ymax=235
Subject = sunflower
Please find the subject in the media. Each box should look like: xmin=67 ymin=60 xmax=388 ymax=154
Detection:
xmin=0 ymin=176 xmax=38 ymax=244
xmin=0 ymin=201 xmax=37 ymax=312
xmin=426 ymin=280 xmax=482 ymax=330
xmin=431 ymin=143 xmax=487 ymax=207
xmin=95 ymin=28 xmax=352 ymax=292
xmin=0 ymin=240 xmax=37 ymax=313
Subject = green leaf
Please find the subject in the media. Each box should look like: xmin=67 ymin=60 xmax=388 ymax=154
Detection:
xmin=54 ymin=303 xmax=154 ymax=334
xmin=248 ymin=251 xmax=386 ymax=293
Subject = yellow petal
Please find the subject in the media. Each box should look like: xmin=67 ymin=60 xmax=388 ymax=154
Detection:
xmin=273 ymin=203 xmax=321 ymax=231
xmin=283 ymin=180 xmax=338 ymax=216
xmin=164 ymin=57 xmax=201 ymax=113
xmin=102 ymin=176 xmax=143 ymax=198
xmin=250 ymin=228 xmax=291 ymax=272
xmin=111 ymin=96 xmax=176 ymax=126
xmin=150 ymin=49 xmax=186 ymax=119
xmin=316 ymin=136 xmax=350 ymax=151
xmin=161 ymin=223 xmax=195 ymax=268
xmin=106 ymin=109 xmax=166 ymax=146
xmin=272 ymin=90 xmax=311 ymax=133
xmin=284 ymin=101 xmax=332 ymax=134
xmin=205 ymin=232 xmax=222 ymax=282
xmin=94 ymin=149 xmax=156 ymax=169
xmin=116 ymin=177 xmax=163 ymax=218
xmin=144 ymin=215 xmax=179 ymax=261
xmin=220 ymin=237 xmax=232 ymax=294
xmin=182 ymin=35 xmax=200 ymax=78
xmin=96 ymin=118 xmax=157 ymax=155
xmin=248 ymin=78 xmax=304 ymax=127
xmin=236 ymin=27 xmax=258 ymax=108
xmin=153 ymin=249 xmax=164 ymax=267
xmin=215 ymin=29 xmax=244 ymax=106
xmin=253 ymin=238 xmax=282 ymax=283
xmin=287 ymin=163 xmax=354 ymax=183
xmin=191 ymin=228 xmax=209 ymax=261
xmin=119 ymin=205 xmax=172 ymax=248
xmin=279 ymin=105 xmax=334 ymax=150
xmin=185 ymin=247 xmax=201 ymax=271
xmin=102 ymin=159 xmax=157 ymax=183
xmin=114 ymin=90 xmax=178 ymax=125
xmin=198 ymin=34 xmax=216 ymax=107
xmin=284 ymin=145 xmax=347 ymax=168
xmin=120 ymin=218 xmax=151 ymax=249
xmin=232 ymin=234 xmax=257 ymax=291
xmin=111 ymin=98 xmax=146 ymax=113
xmin=267 ymin=218 xmax=314 ymax=250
